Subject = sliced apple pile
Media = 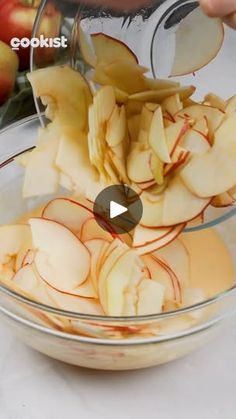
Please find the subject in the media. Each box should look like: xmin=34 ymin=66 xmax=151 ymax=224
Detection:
xmin=0 ymin=195 xmax=210 ymax=329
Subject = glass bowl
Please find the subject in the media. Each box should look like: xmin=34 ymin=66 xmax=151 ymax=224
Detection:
xmin=0 ymin=117 xmax=236 ymax=370
xmin=31 ymin=0 xmax=236 ymax=232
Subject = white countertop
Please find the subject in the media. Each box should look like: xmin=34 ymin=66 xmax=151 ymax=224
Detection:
xmin=0 ymin=318 xmax=235 ymax=419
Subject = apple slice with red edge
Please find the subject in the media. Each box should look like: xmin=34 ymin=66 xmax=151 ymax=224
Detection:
xmin=84 ymin=238 xmax=110 ymax=292
xmin=170 ymin=7 xmax=224 ymax=77
xmin=43 ymin=197 xmax=93 ymax=236
xmin=129 ymin=85 xmax=195 ymax=103
xmin=133 ymin=224 xmax=186 ymax=255
xmin=162 ymin=94 xmax=183 ymax=117
xmin=211 ymin=192 xmax=235 ymax=208
xmin=30 ymin=218 xmax=90 ymax=293
xmin=91 ymin=33 xmax=138 ymax=66
xmin=149 ymin=106 xmax=171 ymax=163
xmin=127 ymin=146 xmax=154 ymax=183
xmin=142 ymin=254 xmax=182 ymax=303
xmin=165 ymin=119 xmax=189 ymax=156
xmin=180 ymin=129 xmax=210 ymax=154
xmin=80 ymin=217 xmax=113 ymax=242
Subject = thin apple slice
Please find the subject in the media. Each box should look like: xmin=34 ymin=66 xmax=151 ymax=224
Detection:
xmin=162 ymin=94 xmax=183 ymax=117
xmin=78 ymin=27 xmax=97 ymax=68
xmin=142 ymin=255 xmax=181 ymax=302
xmin=46 ymin=284 xmax=104 ymax=315
xmin=204 ymin=93 xmax=226 ymax=112
xmin=149 ymin=107 xmax=171 ymax=163
xmin=139 ymin=191 xmax=163 ymax=227
xmin=100 ymin=60 xmax=147 ymax=94
xmin=23 ymin=126 xmax=60 ymax=198
xmin=81 ymin=218 xmax=113 ymax=242
xmin=43 ymin=197 xmax=93 ymax=236
xmin=127 ymin=146 xmax=153 ymax=183
xmin=30 ymin=218 xmax=90 ymax=292
xmin=164 ymin=149 xmax=190 ymax=176
xmin=165 ymin=119 xmax=189 ymax=156
xmin=0 ymin=225 xmax=31 ymax=267
xmin=133 ymin=224 xmax=185 ymax=255
xmin=84 ymin=239 xmax=110 ymax=292
xmin=95 ymin=85 xmax=116 ymax=124
xmin=137 ymin=279 xmax=165 ymax=315
xmin=211 ymin=192 xmax=235 ymax=208
xmin=170 ymin=7 xmax=224 ymax=76
xmin=193 ymin=118 xmax=209 ymax=137
xmin=154 ymin=238 xmax=190 ymax=287
xmin=14 ymin=264 xmax=55 ymax=306
xmin=21 ymin=249 xmax=35 ymax=267
xmin=181 ymin=114 xmax=236 ymax=197
xmin=114 ymin=88 xmax=129 ymax=104
xmin=128 ymin=115 xmax=140 ymax=142
xmin=129 ymin=85 xmax=195 ymax=103
xmin=105 ymin=250 xmax=143 ymax=316
xmin=98 ymin=241 xmax=128 ymax=313
xmin=106 ymin=105 xmax=126 ymax=147
xmin=225 ymin=96 xmax=236 ymax=115
xmin=91 ymin=33 xmax=138 ymax=65
xmin=28 ymin=66 xmax=92 ymax=131
xmin=175 ymin=105 xmax=224 ymax=139
xmin=163 ymin=177 xmax=210 ymax=226
xmin=180 ymin=129 xmax=210 ymax=154
xmin=137 ymin=180 xmax=156 ymax=190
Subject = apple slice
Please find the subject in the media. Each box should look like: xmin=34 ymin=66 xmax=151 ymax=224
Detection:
xmin=95 ymin=85 xmax=116 ymax=124
xmin=46 ymin=284 xmax=104 ymax=315
xmin=106 ymin=105 xmax=126 ymax=147
xmin=162 ymin=94 xmax=183 ymax=117
xmin=137 ymin=180 xmax=156 ymax=190
xmin=128 ymin=115 xmax=140 ymax=142
xmin=163 ymin=177 xmax=210 ymax=226
xmin=211 ymin=192 xmax=235 ymax=208
xmin=225 ymin=96 xmax=236 ymax=115
xmin=43 ymin=197 xmax=93 ymax=236
xmin=98 ymin=60 xmax=147 ymax=94
xmin=139 ymin=191 xmax=163 ymax=227
xmin=175 ymin=105 xmax=224 ymax=139
xmin=154 ymin=238 xmax=190 ymax=287
xmin=81 ymin=218 xmax=113 ymax=242
xmin=21 ymin=249 xmax=36 ymax=267
xmin=114 ymin=88 xmax=129 ymax=104
xmin=98 ymin=242 xmax=128 ymax=313
xmin=28 ymin=66 xmax=92 ymax=131
xmin=193 ymin=118 xmax=209 ymax=137
xmin=91 ymin=33 xmax=138 ymax=65
xmin=165 ymin=119 xmax=189 ymax=156
xmin=127 ymin=146 xmax=153 ymax=183
xmin=129 ymin=85 xmax=195 ymax=103
xmin=137 ymin=279 xmax=165 ymax=315
xmin=142 ymin=255 xmax=181 ymax=302
xmin=170 ymin=7 xmax=224 ymax=76
xmin=164 ymin=149 xmax=190 ymax=176
xmin=180 ymin=129 xmax=210 ymax=154
xmin=84 ymin=239 xmax=110 ymax=292
xmin=181 ymin=114 xmax=236 ymax=197
xmin=23 ymin=126 xmax=60 ymax=198
xmin=204 ymin=93 xmax=226 ymax=112
xmin=30 ymin=218 xmax=90 ymax=292
xmin=56 ymin=129 xmax=99 ymax=196
xmin=13 ymin=265 xmax=55 ymax=306
xmin=133 ymin=224 xmax=185 ymax=255
xmin=0 ymin=225 xmax=31 ymax=267
xmin=78 ymin=27 xmax=97 ymax=68
xmin=149 ymin=107 xmax=171 ymax=163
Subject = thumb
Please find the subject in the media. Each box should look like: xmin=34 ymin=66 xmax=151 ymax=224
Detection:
xmin=200 ymin=0 xmax=236 ymax=17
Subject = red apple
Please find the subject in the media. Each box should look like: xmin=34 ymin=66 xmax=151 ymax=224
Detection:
xmin=0 ymin=40 xmax=18 ymax=105
xmin=0 ymin=0 xmax=61 ymax=70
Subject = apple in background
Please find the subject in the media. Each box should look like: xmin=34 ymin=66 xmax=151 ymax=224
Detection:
xmin=0 ymin=0 xmax=61 ymax=70
xmin=0 ymin=40 xmax=18 ymax=105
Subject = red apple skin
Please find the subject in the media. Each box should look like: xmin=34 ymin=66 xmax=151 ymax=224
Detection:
xmin=0 ymin=1 xmax=61 ymax=71
xmin=0 ymin=40 xmax=18 ymax=105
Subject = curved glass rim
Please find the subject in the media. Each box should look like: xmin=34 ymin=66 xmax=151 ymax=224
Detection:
xmin=0 ymin=115 xmax=236 ymax=324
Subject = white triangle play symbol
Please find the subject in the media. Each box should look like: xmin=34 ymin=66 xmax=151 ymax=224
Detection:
xmin=110 ymin=201 xmax=128 ymax=219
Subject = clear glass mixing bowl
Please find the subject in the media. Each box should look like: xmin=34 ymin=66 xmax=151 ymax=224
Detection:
xmin=0 ymin=117 xmax=236 ymax=370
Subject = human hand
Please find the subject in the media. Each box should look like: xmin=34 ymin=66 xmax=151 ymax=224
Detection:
xmin=200 ymin=0 xmax=236 ymax=29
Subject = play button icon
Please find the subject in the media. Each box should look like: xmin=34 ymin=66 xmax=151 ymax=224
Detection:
xmin=110 ymin=201 xmax=128 ymax=219
xmin=93 ymin=185 xmax=143 ymax=234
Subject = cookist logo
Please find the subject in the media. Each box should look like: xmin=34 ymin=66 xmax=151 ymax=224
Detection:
xmin=10 ymin=35 xmax=68 ymax=51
